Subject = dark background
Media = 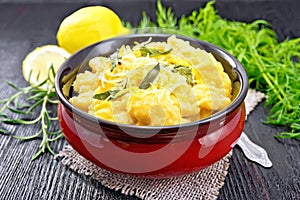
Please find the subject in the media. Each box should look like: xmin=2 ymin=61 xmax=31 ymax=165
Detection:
xmin=0 ymin=0 xmax=299 ymax=199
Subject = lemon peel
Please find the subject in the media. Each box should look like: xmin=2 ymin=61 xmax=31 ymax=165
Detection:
xmin=56 ymin=6 xmax=130 ymax=54
xmin=22 ymin=45 xmax=70 ymax=90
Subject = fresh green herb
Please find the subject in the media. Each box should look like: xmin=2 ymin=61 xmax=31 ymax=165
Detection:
xmin=0 ymin=65 xmax=63 ymax=160
xmin=110 ymin=50 xmax=121 ymax=72
xmin=94 ymin=64 xmax=161 ymax=100
xmin=139 ymin=64 xmax=161 ymax=89
xmin=126 ymin=0 xmax=300 ymax=139
xmin=138 ymin=12 xmax=156 ymax=30
xmin=156 ymin=0 xmax=177 ymax=30
xmin=172 ymin=66 xmax=195 ymax=86
xmin=93 ymin=90 xmax=120 ymax=100
xmin=140 ymin=46 xmax=172 ymax=57
xmin=178 ymin=2 xmax=300 ymax=139
xmin=275 ymin=123 xmax=300 ymax=140
xmin=111 ymin=61 xmax=117 ymax=72
xmin=0 ymin=128 xmax=8 ymax=134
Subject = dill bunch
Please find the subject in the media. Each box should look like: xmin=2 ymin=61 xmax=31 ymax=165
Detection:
xmin=128 ymin=0 xmax=300 ymax=139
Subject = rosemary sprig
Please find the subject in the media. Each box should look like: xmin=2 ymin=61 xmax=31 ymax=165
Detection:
xmin=0 ymin=65 xmax=63 ymax=160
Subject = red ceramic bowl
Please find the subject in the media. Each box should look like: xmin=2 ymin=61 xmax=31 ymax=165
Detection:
xmin=55 ymin=34 xmax=248 ymax=178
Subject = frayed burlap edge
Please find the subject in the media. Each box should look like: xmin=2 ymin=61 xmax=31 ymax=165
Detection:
xmin=56 ymin=148 xmax=232 ymax=200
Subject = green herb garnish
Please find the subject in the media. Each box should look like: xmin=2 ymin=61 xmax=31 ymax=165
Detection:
xmin=139 ymin=64 xmax=161 ymax=89
xmin=94 ymin=64 xmax=161 ymax=100
xmin=0 ymin=65 xmax=63 ymax=160
xmin=110 ymin=50 xmax=121 ymax=72
xmin=172 ymin=66 xmax=195 ymax=86
xmin=93 ymin=90 xmax=120 ymax=100
xmin=140 ymin=46 xmax=172 ymax=57
xmin=275 ymin=123 xmax=300 ymax=140
xmin=156 ymin=0 xmax=177 ymax=29
xmin=125 ymin=0 xmax=300 ymax=139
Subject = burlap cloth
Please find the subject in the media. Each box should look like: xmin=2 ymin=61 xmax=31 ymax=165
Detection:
xmin=56 ymin=89 xmax=265 ymax=200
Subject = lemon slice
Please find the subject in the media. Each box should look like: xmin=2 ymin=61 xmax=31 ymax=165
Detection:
xmin=22 ymin=45 xmax=70 ymax=90
xmin=56 ymin=6 xmax=130 ymax=54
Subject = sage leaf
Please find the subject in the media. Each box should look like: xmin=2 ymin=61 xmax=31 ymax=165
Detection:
xmin=93 ymin=90 xmax=120 ymax=100
xmin=139 ymin=64 xmax=160 ymax=89
xmin=140 ymin=46 xmax=172 ymax=57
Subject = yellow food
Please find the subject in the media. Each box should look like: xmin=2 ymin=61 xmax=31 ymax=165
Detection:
xmin=69 ymin=36 xmax=232 ymax=126
xmin=56 ymin=6 xmax=130 ymax=54
xmin=22 ymin=45 xmax=70 ymax=90
xmin=128 ymin=86 xmax=182 ymax=126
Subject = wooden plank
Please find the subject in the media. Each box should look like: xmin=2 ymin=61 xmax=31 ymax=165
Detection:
xmin=0 ymin=1 xmax=299 ymax=200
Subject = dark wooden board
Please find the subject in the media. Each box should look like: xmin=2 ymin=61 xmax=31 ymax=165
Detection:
xmin=0 ymin=1 xmax=299 ymax=199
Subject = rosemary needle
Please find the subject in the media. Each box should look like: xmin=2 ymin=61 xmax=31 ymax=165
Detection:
xmin=0 ymin=65 xmax=63 ymax=160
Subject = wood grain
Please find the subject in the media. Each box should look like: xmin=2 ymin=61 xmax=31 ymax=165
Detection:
xmin=0 ymin=1 xmax=299 ymax=200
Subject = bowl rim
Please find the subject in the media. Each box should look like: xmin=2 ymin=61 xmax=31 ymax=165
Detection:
xmin=55 ymin=33 xmax=248 ymax=133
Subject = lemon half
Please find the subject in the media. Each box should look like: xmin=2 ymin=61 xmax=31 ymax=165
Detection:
xmin=22 ymin=45 xmax=70 ymax=90
xmin=56 ymin=6 xmax=130 ymax=54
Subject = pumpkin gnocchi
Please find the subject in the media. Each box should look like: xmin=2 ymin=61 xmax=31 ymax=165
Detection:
xmin=69 ymin=36 xmax=232 ymax=126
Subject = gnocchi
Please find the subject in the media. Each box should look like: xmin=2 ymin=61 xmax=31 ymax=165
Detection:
xmin=69 ymin=36 xmax=232 ymax=126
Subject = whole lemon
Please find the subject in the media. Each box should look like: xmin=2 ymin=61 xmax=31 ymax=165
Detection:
xmin=56 ymin=6 xmax=129 ymax=54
